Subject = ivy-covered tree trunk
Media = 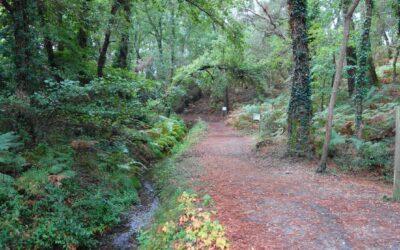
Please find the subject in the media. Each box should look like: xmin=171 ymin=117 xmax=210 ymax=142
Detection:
xmin=115 ymin=0 xmax=131 ymax=69
xmin=354 ymin=0 xmax=373 ymax=137
xmin=346 ymin=46 xmax=357 ymax=96
xmin=1 ymin=0 xmax=39 ymax=94
xmin=287 ymin=0 xmax=312 ymax=157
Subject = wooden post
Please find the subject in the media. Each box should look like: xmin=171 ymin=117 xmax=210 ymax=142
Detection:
xmin=394 ymin=106 xmax=400 ymax=201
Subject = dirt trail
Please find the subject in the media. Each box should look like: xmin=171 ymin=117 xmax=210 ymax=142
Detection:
xmin=185 ymin=119 xmax=400 ymax=249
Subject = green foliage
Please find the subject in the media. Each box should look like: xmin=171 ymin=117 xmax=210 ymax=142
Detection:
xmin=0 ymin=132 xmax=26 ymax=173
xmin=0 ymin=70 xmax=188 ymax=248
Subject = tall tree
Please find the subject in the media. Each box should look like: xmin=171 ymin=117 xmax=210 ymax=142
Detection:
xmin=287 ymin=0 xmax=312 ymax=157
xmin=343 ymin=0 xmax=357 ymax=97
xmin=37 ymin=0 xmax=56 ymax=68
xmin=115 ymin=0 xmax=131 ymax=69
xmin=77 ymin=0 xmax=91 ymax=50
xmin=354 ymin=0 xmax=373 ymax=137
xmin=1 ymin=0 xmax=39 ymax=94
xmin=169 ymin=4 xmax=177 ymax=79
xmin=393 ymin=0 xmax=400 ymax=82
xmin=145 ymin=2 xmax=165 ymax=79
xmin=317 ymin=0 xmax=361 ymax=173
xmin=97 ymin=0 xmax=121 ymax=77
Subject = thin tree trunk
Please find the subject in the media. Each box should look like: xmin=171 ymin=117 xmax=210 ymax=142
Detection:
xmin=331 ymin=54 xmax=336 ymax=87
xmin=170 ymin=7 xmax=176 ymax=79
xmin=394 ymin=46 xmax=400 ymax=82
xmin=224 ymin=85 xmax=230 ymax=113
xmin=382 ymin=31 xmax=392 ymax=59
xmin=317 ymin=0 xmax=360 ymax=173
xmin=97 ymin=0 xmax=120 ymax=77
xmin=133 ymin=22 xmax=142 ymax=62
xmin=287 ymin=0 xmax=312 ymax=157
xmin=37 ymin=0 xmax=56 ymax=68
xmin=57 ymin=13 xmax=65 ymax=51
xmin=394 ymin=106 xmax=400 ymax=201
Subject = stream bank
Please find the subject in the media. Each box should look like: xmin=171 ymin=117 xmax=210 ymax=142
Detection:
xmin=99 ymin=180 xmax=159 ymax=250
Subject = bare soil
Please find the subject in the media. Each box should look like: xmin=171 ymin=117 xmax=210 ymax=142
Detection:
xmin=183 ymin=118 xmax=400 ymax=249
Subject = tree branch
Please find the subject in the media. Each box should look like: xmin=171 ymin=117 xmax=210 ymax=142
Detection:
xmin=252 ymin=0 xmax=287 ymax=39
xmin=183 ymin=0 xmax=225 ymax=28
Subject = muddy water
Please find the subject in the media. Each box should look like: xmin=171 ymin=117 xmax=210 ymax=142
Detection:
xmin=100 ymin=181 xmax=159 ymax=250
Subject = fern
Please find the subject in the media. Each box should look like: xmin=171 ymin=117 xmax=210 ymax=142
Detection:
xmin=0 ymin=133 xmax=26 ymax=173
xmin=0 ymin=132 xmax=22 ymax=151
xmin=329 ymin=130 xmax=346 ymax=148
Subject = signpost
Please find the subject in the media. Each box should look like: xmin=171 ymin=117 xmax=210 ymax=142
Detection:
xmin=252 ymin=113 xmax=261 ymax=122
xmin=222 ymin=106 xmax=228 ymax=117
xmin=252 ymin=113 xmax=261 ymax=134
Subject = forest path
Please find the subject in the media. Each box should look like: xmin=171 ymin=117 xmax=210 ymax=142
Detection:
xmin=184 ymin=119 xmax=400 ymax=249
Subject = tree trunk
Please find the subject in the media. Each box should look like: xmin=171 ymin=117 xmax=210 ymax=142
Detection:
xmin=134 ymin=32 xmax=142 ymax=61
xmin=368 ymin=56 xmax=379 ymax=86
xmin=317 ymin=0 xmax=360 ymax=173
xmin=170 ymin=7 xmax=176 ymax=79
xmin=116 ymin=34 xmax=129 ymax=69
xmin=331 ymin=54 xmax=336 ymax=87
xmin=354 ymin=0 xmax=373 ymax=137
xmin=394 ymin=106 xmax=400 ymax=201
xmin=115 ymin=0 xmax=131 ymax=69
xmin=97 ymin=0 xmax=120 ymax=77
xmin=224 ymin=85 xmax=230 ymax=113
xmin=77 ymin=0 xmax=90 ymax=49
xmin=346 ymin=46 xmax=357 ymax=96
xmin=394 ymin=46 xmax=400 ymax=82
xmin=287 ymin=0 xmax=312 ymax=157
xmin=382 ymin=31 xmax=392 ymax=60
xmin=394 ymin=0 xmax=400 ymax=83
xmin=11 ymin=0 xmax=38 ymax=94
xmin=37 ymin=0 xmax=56 ymax=68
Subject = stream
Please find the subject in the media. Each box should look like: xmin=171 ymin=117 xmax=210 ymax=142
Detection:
xmin=100 ymin=181 xmax=159 ymax=250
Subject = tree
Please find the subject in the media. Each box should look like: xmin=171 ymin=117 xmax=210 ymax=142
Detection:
xmin=354 ymin=0 xmax=373 ymax=137
xmin=115 ymin=0 xmax=132 ymax=69
xmin=97 ymin=0 xmax=121 ymax=77
xmin=317 ymin=0 xmax=361 ymax=173
xmin=393 ymin=0 xmax=400 ymax=82
xmin=287 ymin=0 xmax=312 ymax=157
xmin=343 ymin=0 xmax=357 ymax=97
xmin=1 ymin=0 xmax=39 ymax=94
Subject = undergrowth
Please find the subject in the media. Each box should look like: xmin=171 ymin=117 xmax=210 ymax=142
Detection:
xmin=139 ymin=121 xmax=229 ymax=250
xmin=0 ymin=74 xmax=188 ymax=249
xmin=228 ymin=85 xmax=399 ymax=181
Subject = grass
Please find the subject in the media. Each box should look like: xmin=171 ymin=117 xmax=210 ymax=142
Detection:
xmin=139 ymin=120 xmax=229 ymax=249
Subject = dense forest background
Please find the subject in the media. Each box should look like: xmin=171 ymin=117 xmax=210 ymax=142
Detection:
xmin=0 ymin=0 xmax=399 ymax=249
